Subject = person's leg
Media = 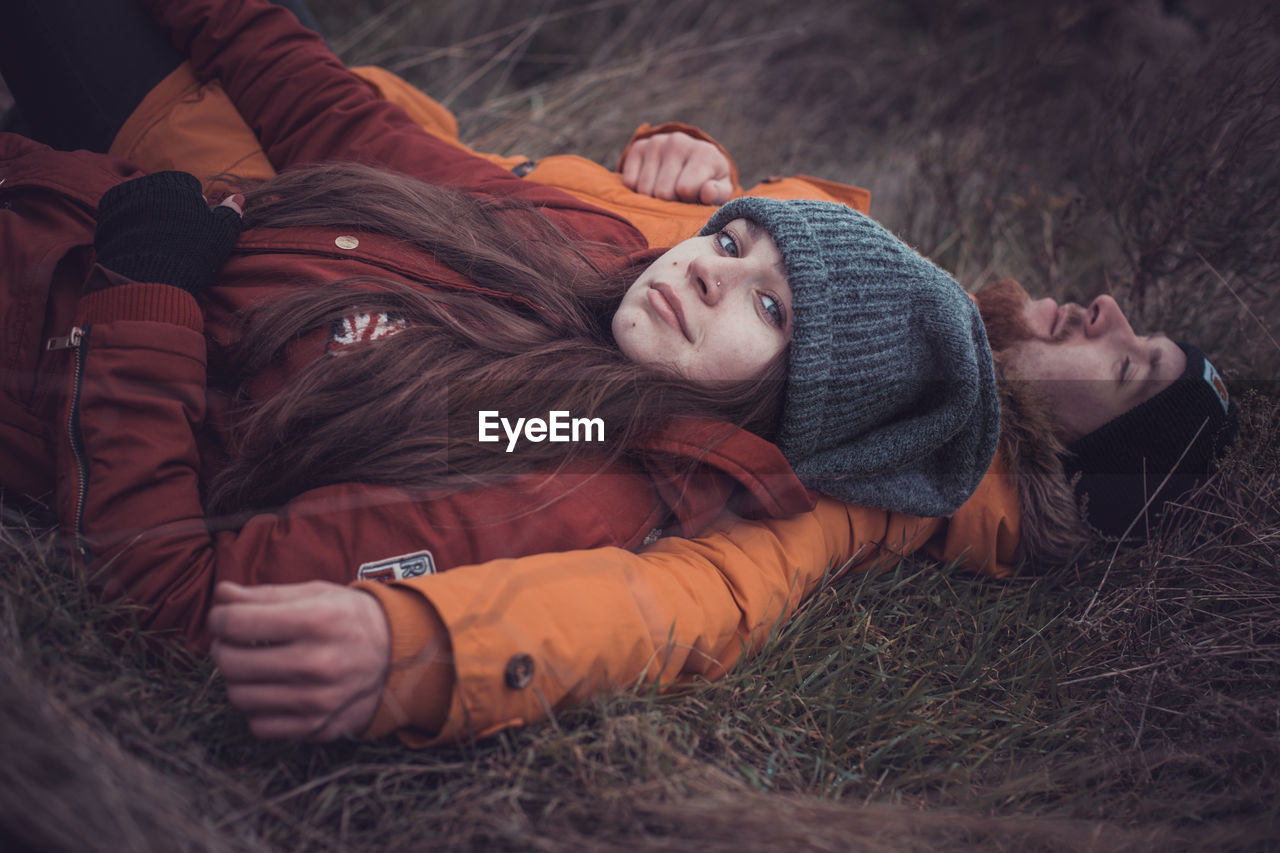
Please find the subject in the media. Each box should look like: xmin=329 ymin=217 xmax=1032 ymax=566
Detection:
xmin=0 ymin=0 xmax=182 ymax=152
xmin=274 ymin=0 xmax=326 ymax=39
xmin=0 ymin=0 xmax=328 ymax=152
xmin=0 ymin=98 xmax=34 ymax=139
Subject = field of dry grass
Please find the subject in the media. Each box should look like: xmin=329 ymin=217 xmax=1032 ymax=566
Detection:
xmin=2 ymin=0 xmax=1279 ymax=850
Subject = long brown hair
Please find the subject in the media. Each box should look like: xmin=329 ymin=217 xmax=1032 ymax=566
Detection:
xmin=207 ymin=163 xmax=786 ymax=512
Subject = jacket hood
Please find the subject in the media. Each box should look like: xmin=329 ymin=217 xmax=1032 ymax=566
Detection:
xmin=993 ymin=354 xmax=1093 ymax=569
xmin=638 ymin=418 xmax=816 ymax=536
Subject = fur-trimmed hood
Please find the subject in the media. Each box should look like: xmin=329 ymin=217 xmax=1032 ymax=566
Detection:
xmin=993 ymin=353 xmax=1093 ymax=570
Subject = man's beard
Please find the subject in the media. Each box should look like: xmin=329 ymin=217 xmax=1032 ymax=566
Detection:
xmin=974 ymin=278 xmax=1083 ymax=353
xmin=974 ymin=278 xmax=1036 ymax=353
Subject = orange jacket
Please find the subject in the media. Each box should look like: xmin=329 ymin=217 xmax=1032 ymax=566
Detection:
xmin=110 ymin=59 xmax=1018 ymax=744
xmin=356 ymin=456 xmax=1018 ymax=745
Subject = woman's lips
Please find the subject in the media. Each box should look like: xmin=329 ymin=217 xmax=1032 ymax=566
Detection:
xmin=648 ymin=283 xmax=692 ymax=342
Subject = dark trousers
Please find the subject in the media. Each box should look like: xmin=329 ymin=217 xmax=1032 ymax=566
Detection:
xmin=0 ymin=0 xmax=323 ymax=152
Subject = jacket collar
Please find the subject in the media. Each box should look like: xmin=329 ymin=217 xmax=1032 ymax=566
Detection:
xmin=637 ymin=417 xmax=815 ymax=536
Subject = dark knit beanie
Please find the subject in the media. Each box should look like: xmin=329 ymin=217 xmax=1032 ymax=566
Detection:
xmin=1066 ymin=343 xmax=1237 ymax=537
xmin=700 ymin=197 xmax=1000 ymax=517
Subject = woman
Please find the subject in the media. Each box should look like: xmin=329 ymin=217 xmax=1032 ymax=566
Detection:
xmin=0 ymin=0 xmax=998 ymax=651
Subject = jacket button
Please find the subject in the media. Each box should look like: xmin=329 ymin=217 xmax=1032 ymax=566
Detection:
xmin=504 ymin=654 xmax=535 ymax=689
xmin=334 ymin=235 xmax=359 ymax=250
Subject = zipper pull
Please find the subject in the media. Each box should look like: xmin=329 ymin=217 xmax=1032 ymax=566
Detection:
xmin=46 ymin=327 xmax=84 ymax=351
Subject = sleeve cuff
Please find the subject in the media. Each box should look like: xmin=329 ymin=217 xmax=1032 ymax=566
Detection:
xmin=78 ymin=266 xmax=203 ymax=332
xmin=354 ymin=580 xmax=455 ymax=741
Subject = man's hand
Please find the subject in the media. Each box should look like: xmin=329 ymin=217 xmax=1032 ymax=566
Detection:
xmin=621 ymin=131 xmax=733 ymax=205
xmin=208 ymin=580 xmax=391 ymax=740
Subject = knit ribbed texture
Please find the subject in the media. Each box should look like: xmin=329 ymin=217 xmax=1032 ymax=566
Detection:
xmin=93 ymin=170 xmax=241 ymax=297
xmin=355 ymin=581 xmax=453 ymax=740
xmin=78 ymin=277 xmax=204 ymax=332
xmin=1066 ymin=343 xmax=1238 ymax=537
xmin=701 ymin=197 xmax=999 ymax=516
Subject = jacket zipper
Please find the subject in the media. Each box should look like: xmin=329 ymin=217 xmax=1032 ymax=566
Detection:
xmin=47 ymin=325 xmax=92 ymax=560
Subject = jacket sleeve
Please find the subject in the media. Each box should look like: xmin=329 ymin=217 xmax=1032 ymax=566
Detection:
xmin=923 ymin=453 xmax=1021 ymax=578
xmin=615 ymin=122 xmax=872 ymax=215
xmin=54 ymin=281 xmax=665 ymax=650
xmin=138 ymin=0 xmax=644 ymax=248
xmin=354 ymin=496 xmax=939 ymax=746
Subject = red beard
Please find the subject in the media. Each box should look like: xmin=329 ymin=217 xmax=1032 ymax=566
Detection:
xmin=976 ymin=278 xmax=1089 ymax=354
xmin=973 ymin=278 xmax=1036 ymax=353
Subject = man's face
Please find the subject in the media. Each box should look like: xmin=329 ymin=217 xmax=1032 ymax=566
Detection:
xmin=978 ymin=280 xmax=1186 ymax=442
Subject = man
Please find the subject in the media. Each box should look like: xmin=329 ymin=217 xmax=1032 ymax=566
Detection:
xmin=977 ymin=277 xmax=1235 ymax=540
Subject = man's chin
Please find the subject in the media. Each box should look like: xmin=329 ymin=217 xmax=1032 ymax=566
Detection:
xmin=975 ymin=278 xmax=1037 ymax=353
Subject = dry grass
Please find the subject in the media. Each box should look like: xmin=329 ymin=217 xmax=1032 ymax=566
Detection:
xmin=5 ymin=412 xmax=1278 ymax=850
xmin=3 ymin=0 xmax=1280 ymax=850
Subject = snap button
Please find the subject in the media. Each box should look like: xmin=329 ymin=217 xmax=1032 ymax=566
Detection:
xmin=504 ymin=653 xmax=535 ymax=689
xmin=334 ymin=235 xmax=359 ymax=250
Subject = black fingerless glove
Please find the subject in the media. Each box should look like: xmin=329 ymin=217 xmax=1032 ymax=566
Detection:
xmin=94 ymin=171 xmax=243 ymax=297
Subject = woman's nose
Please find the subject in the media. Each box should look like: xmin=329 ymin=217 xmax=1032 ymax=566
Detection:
xmin=690 ymin=255 xmax=733 ymax=305
xmin=1086 ymin=295 xmax=1136 ymax=341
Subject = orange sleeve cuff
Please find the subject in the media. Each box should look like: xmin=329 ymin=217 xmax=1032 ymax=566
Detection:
xmin=354 ymin=580 xmax=455 ymax=740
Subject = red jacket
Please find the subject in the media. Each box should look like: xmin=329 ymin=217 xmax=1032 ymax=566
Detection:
xmin=0 ymin=0 xmax=814 ymax=648
xmin=109 ymin=62 xmax=873 ymax=246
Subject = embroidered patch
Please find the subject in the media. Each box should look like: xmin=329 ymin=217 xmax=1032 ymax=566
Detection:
xmin=1202 ymin=356 xmax=1230 ymax=414
xmin=357 ymin=550 xmax=437 ymax=583
xmin=327 ymin=312 xmax=409 ymax=353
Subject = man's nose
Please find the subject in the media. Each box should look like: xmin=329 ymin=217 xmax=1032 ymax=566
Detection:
xmin=1085 ymin=295 xmax=1136 ymax=341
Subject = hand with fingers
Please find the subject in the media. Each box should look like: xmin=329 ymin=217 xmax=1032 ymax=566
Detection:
xmin=93 ymin=170 xmax=243 ymax=296
xmin=208 ymin=580 xmax=391 ymax=740
xmin=620 ymin=131 xmax=733 ymax=205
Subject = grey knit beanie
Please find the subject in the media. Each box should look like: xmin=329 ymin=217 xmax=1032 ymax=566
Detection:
xmin=701 ymin=197 xmax=999 ymax=516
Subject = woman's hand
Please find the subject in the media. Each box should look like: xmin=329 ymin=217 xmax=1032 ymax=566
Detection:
xmin=208 ymin=580 xmax=391 ymax=740
xmin=621 ymin=131 xmax=733 ymax=204
xmin=93 ymin=171 xmax=243 ymax=296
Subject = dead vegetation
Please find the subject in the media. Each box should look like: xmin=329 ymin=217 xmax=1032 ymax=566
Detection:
xmin=2 ymin=0 xmax=1279 ymax=850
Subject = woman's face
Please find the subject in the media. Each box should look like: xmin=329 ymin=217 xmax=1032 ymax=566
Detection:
xmin=613 ymin=218 xmax=794 ymax=381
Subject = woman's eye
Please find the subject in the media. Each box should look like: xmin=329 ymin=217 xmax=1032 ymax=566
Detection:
xmin=716 ymin=230 xmax=740 ymax=257
xmin=1119 ymin=356 xmax=1131 ymax=382
xmin=761 ymin=293 xmax=785 ymax=329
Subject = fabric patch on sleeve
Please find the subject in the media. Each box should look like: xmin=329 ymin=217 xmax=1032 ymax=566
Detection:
xmin=358 ymin=550 xmax=437 ymax=583
xmin=327 ymin=312 xmax=409 ymax=353
xmin=1202 ymin=357 xmax=1230 ymax=413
